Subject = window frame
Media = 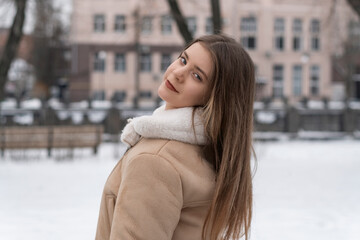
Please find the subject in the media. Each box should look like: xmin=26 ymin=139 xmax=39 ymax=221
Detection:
xmin=94 ymin=14 xmax=106 ymax=32
xmin=114 ymin=15 xmax=126 ymax=33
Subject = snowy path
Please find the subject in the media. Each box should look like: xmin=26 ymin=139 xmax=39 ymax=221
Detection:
xmin=0 ymin=140 xmax=359 ymax=240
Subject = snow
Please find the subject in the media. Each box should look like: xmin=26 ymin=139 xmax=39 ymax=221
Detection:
xmin=0 ymin=140 xmax=360 ymax=240
xmin=349 ymin=101 xmax=360 ymax=110
xmin=308 ymin=100 xmax=325 ymax=109
xmin=254 ymin=101 xmax=265 ymax=110
xmin=0 ymin=98 xmax=17 ymax=109
xmin=71 ymin=111 xmax=84 ymax=124
xmin=12 ymin=112 xmax=34 ymax=125
xmin=70 ymin=101 xmax=88 ymax=109
xmin=328 ymin=101 xmax=345 ymax=110
xmin=255 ymin=111 xmax=277 ymax=124
xmin=297 ymin=131 xmax=347 ymax=140
xmin=48 ymin=98 xmax=64 ymax=109
xmin=87 ymin=110 xmax=108 ymax=123
xmin=20 ymin=98 xmax=42 ymax=110
xmin=252 ymin=140 xmax=360 ymax=240
xmin=55 ymin=110 xmax=70 ymax=121
xmin=91 ymin=100 xmax=111 ymax=109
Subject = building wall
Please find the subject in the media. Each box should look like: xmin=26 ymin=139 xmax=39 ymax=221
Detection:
xmin=69 ymin=0 xmax=358 ymax=104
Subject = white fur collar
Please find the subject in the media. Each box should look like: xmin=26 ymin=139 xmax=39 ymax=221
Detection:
xmin=120 ymin=105 xmax=207 ymax=147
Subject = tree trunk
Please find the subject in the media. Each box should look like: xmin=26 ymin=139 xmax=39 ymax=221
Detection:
xmin=0 ymin=0 xmax=27 ymax=101
xmin=211 ymin=0 xmax=222 ymax=34
xmin=347 ymin=0 xmax=360 ymax=16
xmin=166 ymin=0 xmax=193 ymax=45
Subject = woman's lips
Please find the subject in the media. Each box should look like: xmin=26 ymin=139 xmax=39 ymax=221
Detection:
xmin=165 ymin=80 xmax=178 ymax=93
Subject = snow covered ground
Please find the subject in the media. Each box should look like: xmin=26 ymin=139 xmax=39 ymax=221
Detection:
xmin=0 ymin=140 xmax=359 ymax=240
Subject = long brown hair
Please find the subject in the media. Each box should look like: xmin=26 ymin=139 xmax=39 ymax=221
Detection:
xmin=186 ymin=34 xmax=255 ymax=240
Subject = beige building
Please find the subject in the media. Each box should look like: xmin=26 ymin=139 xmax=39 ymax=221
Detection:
xmin=69 ymin=0 xmax=359 ymax=105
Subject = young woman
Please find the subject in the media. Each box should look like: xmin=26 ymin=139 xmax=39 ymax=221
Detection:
xmin=96 ymin=34 xmax=255 ymax=240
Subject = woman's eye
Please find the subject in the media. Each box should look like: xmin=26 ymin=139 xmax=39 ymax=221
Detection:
xmin=194 ymin=73 xmax=202 ymax=81
xmin=180 ymin=56 xmax=187 ymax=65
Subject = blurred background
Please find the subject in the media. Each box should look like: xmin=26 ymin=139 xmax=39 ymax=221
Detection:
xmin=0 ymin=0 xmax=359 ymax=239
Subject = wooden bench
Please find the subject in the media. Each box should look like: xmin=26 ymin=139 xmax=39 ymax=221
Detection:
xmin=0 ymin=125 xmax=103 ymax=157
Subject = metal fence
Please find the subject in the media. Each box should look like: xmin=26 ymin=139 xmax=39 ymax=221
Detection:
xmin=1 ymin=100 xmax=360 ymax=141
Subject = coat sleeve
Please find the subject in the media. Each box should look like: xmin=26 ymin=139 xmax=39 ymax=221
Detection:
xmin=109 ymin=153 xmax=183 ymax=240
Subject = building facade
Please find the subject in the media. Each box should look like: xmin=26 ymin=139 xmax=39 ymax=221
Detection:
xmin=69 ymin=0 xmax=359 ymax=105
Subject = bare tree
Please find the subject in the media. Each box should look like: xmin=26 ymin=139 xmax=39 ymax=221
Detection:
xmin=166 ymin=0 xmax=193 ymax=44
xmin=167 ymin=0 xmax=222 ymax=44
xmin=31 ymin=0 xmax=67 ymax=98
xmin=0 ymin=0 xmax=27 ymax=101
xmin=211 ymin=0 xmax=222 ymax=34
xmin=347 ymin=0 xmax=360 ymax=16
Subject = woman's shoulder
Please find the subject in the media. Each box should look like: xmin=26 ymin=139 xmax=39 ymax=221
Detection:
xmin=125 ymin=138 xmax=214 ymax=180
xmin=122 ymin=138 xmax=215 ymax=206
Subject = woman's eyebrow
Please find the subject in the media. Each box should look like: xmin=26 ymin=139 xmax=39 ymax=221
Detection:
xmin=184 ymin=51 xmax=209 ymax=81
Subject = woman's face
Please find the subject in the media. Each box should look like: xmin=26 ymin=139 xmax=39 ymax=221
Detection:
xmin=158 ymin=42 xmax=213 ymax=110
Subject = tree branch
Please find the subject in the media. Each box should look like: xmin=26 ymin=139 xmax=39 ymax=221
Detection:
xmin=166 ymin=0 xmax=193 ymax=45
xmin=347 ymin=0 xmax=360 ymax=17
xmin=211 ymin=0 xmax=222 ymax=34
xmin=0 ymin=0 xmax=27 ymax=101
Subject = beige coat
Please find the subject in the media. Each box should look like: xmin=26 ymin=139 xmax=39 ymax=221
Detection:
xmin=95 ymin=138 xmax=215 ymax=240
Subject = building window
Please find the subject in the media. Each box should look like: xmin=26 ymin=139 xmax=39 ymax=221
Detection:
xmin=206 ymin=17 xmax=213 ymax=34
xmin=349 ymin=21 xmax=360 ymax=48
xmin=161 ymin=54 xmax=172 ymax=72
xmin=114 ymin=15 xmax=126 ymax=32
xmin=310 ymin=65 xmax=320 ymax=96
xmin=275 ymin=36 xmax=284 ymax=50
xmin=293 ymin=18 xmax=302 ymax=33
xmin=274 ymin=18 xmax=285 ymax=51
xmin=292 ymin=18 xmax=302 ymax=51
xmin=94 ymin=14 xmax=105 ymax=32
xmin=241 ymin=17 xmax=257 ymax=32
xmin=161 ymin=15 xmax=172 ymax=35
xmin=140 ymin=91 xmax=152 ymax=98
xmin=186 ymin=17 xmax=197 ymax=36
xmin=273 ymin=65 xmax=284 ymax=98
xmin=140 ymin=53 xmax=152 ymax=72
xmin=310 ymin=19 xmax=320 ymax=51
xmin=112 ymin=91 xmax=127 ymax=102
xmin=114 ymin=53 xmax=126 ymax=72
xmin=93 ymin=90 xmax=105 ymax=100
xmin=241 ymin=36 xmax=256 ymax=49
xmin=141 ymin=16 xmax=153 ymax=34
xmin=93 ymin=51 xmax=106 ymax=72
xmin=311 ymin=37 xmax=320 ymax=51
xmin=240 ymin=17 xmax=257 ymax=50
xmin=293 ymin=37 xmax=302 ymax=51
xmin=310 ymin=19 xmax=320 ymax=33
xmin=292 ymin=65 xmax=302 ymax=96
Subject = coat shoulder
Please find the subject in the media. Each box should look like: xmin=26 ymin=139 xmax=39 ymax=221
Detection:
xmin=125 ymin=138 xmax=215 ymax=206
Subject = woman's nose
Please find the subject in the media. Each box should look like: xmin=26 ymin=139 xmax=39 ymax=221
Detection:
xmin=174 ymin=66 xmax=186 ymax=82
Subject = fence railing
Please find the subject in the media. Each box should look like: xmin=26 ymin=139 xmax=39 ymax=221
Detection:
xmin=1 ymin=100 xmax=360 ymax=141
xmin=0 ymin=125 xmax=103 ymax=157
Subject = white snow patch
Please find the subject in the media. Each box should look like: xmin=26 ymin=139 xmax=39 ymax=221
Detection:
xmin=70 ymin=101 xmax=89 ymax=109
xmin=71 ymin=112 xmax=84 ymax=124
xmin=13 ymin=112 xmax=34 ymax=125
xmin=20 ymin=98 xmax=42 ymax=110
xmin=254 ymin=101 xmax=265 ymax=110
xmin=328 ymin=101 xmax=345 ymax=110
xmin=48 ymin=98 xmax=64 ymax=109
xmin=88 ymin=110 xmax=108 ymax=123
xmin=255 ymin=111 xmax=277 ymax=124
xmin=1 ymin=141 xmax=360 ymax=240
xmin=349 ymin=101 xmax=360 ymax=110
xmin=308 ymin=100 xmax=324 ymax=109
xmin=91 ymin=100 xmax=112 ymax=109
xmin=56 ymin=110 xmax=70 ymax=121
xmin=1 ymin=98 xmax=17 ymax=109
